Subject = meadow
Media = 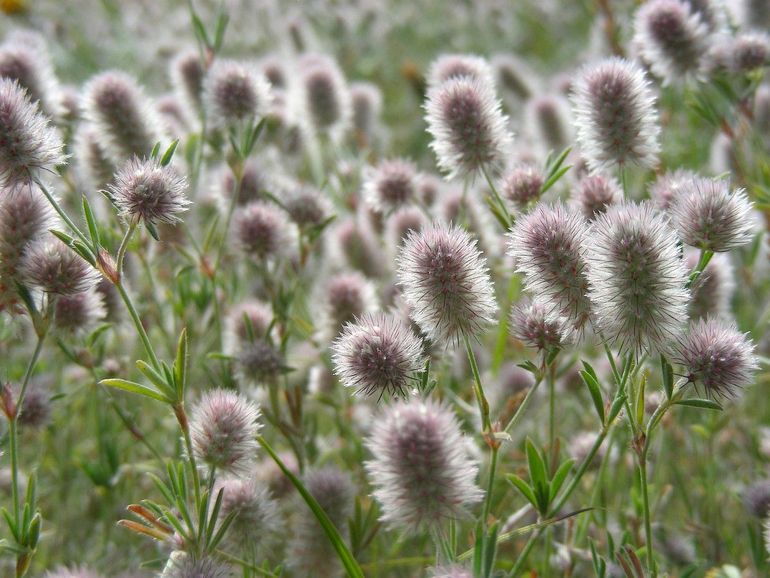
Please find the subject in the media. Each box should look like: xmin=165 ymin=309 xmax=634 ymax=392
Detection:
xmin=0 ymin=0 xmax=769 ymax=576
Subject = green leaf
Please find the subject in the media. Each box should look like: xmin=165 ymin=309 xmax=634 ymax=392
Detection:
xmin=580 ymin=369 xmax=605 ymax=424
xmin=506 ymin=474 xmax=538 ymax=509
xmin=100 ymin=379 xmax=172 ymax=404
xmin=145 ymin=220 xmax=160 ymax=241
xmin=160 ymin=139 xmax=180 ymax=167
xmin=550 ymin=458 xmax=575 ymax=502
xmin=483 ymin=521 xmax=499 ymax=578
xmin=150 ymin=141 xmax=161 ymax=159
xmin=257 ymin=436 xmax=365 ymax=578
xmin=660 ymin=354 xmax=674 ymax=399
xmin=608 ymin=393 xmax=627 ymax=423
xmin=526 ymin=438 xmax=547 ymax=488
xmin=674 ymin=398 xmax=723 ymax=411
xmin=173 ymin=328 xmax=188 ymax=400
xmin=213 ymin=9 xmax=230 ymax=52
xmin=82 ymin=195 xmax=100 ymax=247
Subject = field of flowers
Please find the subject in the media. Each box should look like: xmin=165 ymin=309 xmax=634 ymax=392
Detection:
xmin=1 ymin=0 xmax=770 ymax=576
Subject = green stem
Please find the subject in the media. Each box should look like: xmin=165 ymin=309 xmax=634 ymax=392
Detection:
xmin=483 ymin=446 xmax=499 ymax=524
xmin=463 ymin=335 xmax=491 ymax=433
xmin=507 ymin=529 xmax=539 ymax=577
xmin=503 ymin=376 xmax=544 ymax=434
xmin=550 ymin=427 xmax=608 ymax=516
xmin=481 ymin=164 xmax=513 ymax=228
xmin=639 ymin=457 xmax=655 ymax=577
xmin=33 ymin=177 xmax=90 ymax=246
xmin=548 ymin=362 xmax=555 ymax=455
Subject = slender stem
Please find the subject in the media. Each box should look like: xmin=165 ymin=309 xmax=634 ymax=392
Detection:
xmin=10 ymin=332 xmax=46 ymax=524
xmin=550 ymin=427 xmax=609 ymax=515
xmin=503 ymin=376 xmax=543 ymax=434
xmin=463 ymin=335 xmax=491 ymax=433
xmin=507 ymin=529 xmax=539 ymax=577
xmin=114 ymin=280 xmax=161 ymax=371
xmin=548 ymin=362 xmax=556 ymax=455
xmin=33 ymin=177 xmax=90 ymax=246
xmin=175 ymin=404 xmax=202 ymax=508
xmin=481 ymin=164 xmax=513 ymax=228
xmin=639 ymin=457 xmax=655 ymax=577
xmin=619 ymin=165 xmax=628 ymax=197
xmin=483 ymin=446 xmax=499 ymax=524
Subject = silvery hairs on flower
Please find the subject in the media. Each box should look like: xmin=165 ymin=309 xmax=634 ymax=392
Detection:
xmin=365 ymin=398 xmax=483 ymax=533
xmin=584 ymin=201 xmax=689 ymax=355
xmin=397 ymin=223 xmax=497 ymax=346
xmin=508 ymin=203 xmax=592 ymax=333
xmin=424 ymin=74 xmax=513 ymax=179
xmin=331 ymin=311 xmax=426 ymax=399
xmin=570 ymin=57 xmax=660 ymax=173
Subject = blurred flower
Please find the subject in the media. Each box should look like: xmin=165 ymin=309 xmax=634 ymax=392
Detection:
xmin=427 ymin=54 xmax=495 ymax=89
xmin=425 ymin=75 xmax=513 ymax=179
xmin=686 ymin=251 xmax=735 ymax=320
xmin=204 ymin=60 xmax=272 ymax=127
xmin=232 ymin=201 xmax=296 ymax=261
xmin=648 ymin=168 xmax=699 ymax=211
xmin=510 ymin=297 xmax=571 ymax=351
xmin=363 ymin=158 xmax=418 ymax=214
xmin=190 ymin=389 xmax=261 ymax=474
xmin=501 ymin=164 xmax=543 ymax=209
xmin=0 ymin=78 xmax=65 ymax=184
xmin=216 ymin=477 xmax=281 ymax=560
xmin=21 ymin=238 xmax=100 ymax=295
xmin=572 ymin=173 xmax=622 ymax=220
xmin=365 ymin=398 xmax=483 ymax=533
xmin=53 ymin=287 xmax=107 ymax=334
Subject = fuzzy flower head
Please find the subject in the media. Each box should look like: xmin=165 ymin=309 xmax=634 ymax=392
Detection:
xmin=425 ymin=76 xmax=513 ymax=179
xmin=0 ymin=181 xmax=53 ymax=310
xmin=670 ymin=178 xmax=754 ymax=252
xmin=282 ymin=184 xmax=331 ymax=229
xmin=427 ymin=54 xmax=496 ymax=89
xmin=510 ymin=298 xmax=571 ymax=352
xmin=508 ymin=203 xmax=592 ymax=332
xmin=633 ymin=0 xmax=709 ymax=84
xmin=161 ymin=552 xmax=233 ymax=578
xmin=223 ymin=299 xmax=274 ymax=355
xmin=216 ymin=477 xmax=281 ymax=559
xmin=234 ymin=340 xmax=284 ymax=388
xmin=363 ymin=158 xmax=418 ymax=214
xmin=350 ymin=81 xmax=382 ymax=142
xmin=44 ymin=568 xmax=102 ymax=578
xmin=288 ymin=466 xmax=354 ymax=577
xmin=571 ymin=57 xmax=660 ymax=172
xmin=0 ymin=78 xmax=65 ymax=184
xmin=385 ymin=206 xmax=428 ymax=252
xmin=672 ymin=317 xmax=758 ymax=399
xmin=572 ymin=173 xmax=622 ymax=220
xmin=204 ymin=60 xmax=272 ymax=127
xmin=332 ymin=312 xmax=426 ymax=399
xmin=397 ymin=223 xmax=497 ymax=345
xmin=53 ymin=288 xmax=106 ymax=334
xmin=649 ymin=168 xmax=699 ymax=211
xmin=109 ymin=157 xmax=190 ymax=226
xmin=297 ymin=54 xmax=351 ymax=134
xmin=501 ymin=164 xmax=544 ymax=208
xmin=233 ymin=201 xmax=296 ymax=261
xmin=686 ymin=251 xmax=735 ymax=320
xmin=170 ymin=50 xmax=204 ymax=117
xmin=21 ymin=238 xmax=100 ymax=296
xmin=319 ymin=271 xmax=379 ymax=342
xmin=190 ymin=389 xmax=261 ymax=474
xmin=365 ymin=398 xmax=483 ymax=533
xmin=585 ymin=202 xmax=690 ymax=354
xmin=82 ymin=71 xmax=163 ymax=164
xmin=528 ymin=94 xmax=572 ymax=153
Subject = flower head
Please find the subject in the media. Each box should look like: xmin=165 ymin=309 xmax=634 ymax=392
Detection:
xmin=318 ymin=271 xmax=379 ymax=342
xmin=585 ymin=202 xmax=689 ymax=354
xmin=425 ymin=76 xmax=513 ymax=179
xmin=223 ymin=299 xmax=274 ymax=355
xmin=427 ymin=54 xmax=496 ymax=89
xmin=385 ymin=206 xmax=427 ymax=252
xmin=670 ymin=177 xmax=754 ymax=252
xmin=297 ymin=54 xmax=351 ymax=134
xmin=510 ymin=298 xmax=571 ymax=351
xmin=234 ymin=340 xmax=284 ymax=387
xmin=350 ymin=81 xmax=382 ymax=143
xmin=501 ymin=164 xmax=544 ymax=208
xmin=109 ymin=157 xmax=190 ymax=226
xmin=204 ymin=60 xmax=272 ymax=127
xmin=170 ymin=50 xmax=204 ymax=117
xmin=0 ymin=78 xmax=65 ymax=184
xmin=363 ymin=158 xmax=418 ymax=214
xmin=648 ymin=168 xmax=699 ymax=211
xmin=397 ymin=223 xmax=497 ymax=345
xmin=216 ymin=477 xmax=281 ymax=559
xmin=53 ymin=288 xmax=106 ymax=334
xmin=365 ymin=398 xmax=483 ymax=533
xmin=332 ymin=312 xmax=426 ymax=398
xmin=672 ymin=317 xmax=757 ymax=398
xmin=82 ymin=71 xmax=163 ymax=163
xmin=21 ymin=238 xmax=100 ymax=295
xmin=571 ymin=57 xmax=660 ymax=172
xmin=233 ymin=201 xmax=296 ymax=261
xmin=161 ymin=553 xmax=233 ymax=578
xmin=508 ymin=203 xmax=592 ymax=331
xmin=633 ymin=0 xmax=709 ymax=83
xmin=572 ymin=173 xmax=622 ymax=220
xmin=190 ymin=389 xmax=261 ymax=474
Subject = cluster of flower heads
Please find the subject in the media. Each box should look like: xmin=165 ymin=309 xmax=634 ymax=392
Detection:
xmin=0 ymin=3 xmax=767 ymax=575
